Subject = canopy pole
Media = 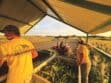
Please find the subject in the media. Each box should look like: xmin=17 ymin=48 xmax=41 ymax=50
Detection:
xmin=86 ymin=33 xmax=89 ymax=43
xmin=42 ymin=0 xmax=64 ymax=21
xmin=78 ymin=66 xmax=81 ymax=83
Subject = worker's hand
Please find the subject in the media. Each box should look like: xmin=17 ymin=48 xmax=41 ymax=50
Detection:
xmin=75 ymin=59 xmax=81 ymax=66
xmin=31 ymin=49 xmax=38 ymax=59
xmin=0 ymin=58 xmax=4 ymax=67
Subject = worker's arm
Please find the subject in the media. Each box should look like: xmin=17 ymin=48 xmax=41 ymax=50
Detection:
xmin=31 ymin=49 xmax=38 ymax=59
xmin=76 ymin=46 xmax=83 ymax=65
xmin=0 ymin=57 xmax=6 ymax=67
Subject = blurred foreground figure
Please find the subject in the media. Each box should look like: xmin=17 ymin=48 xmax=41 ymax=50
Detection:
xmin=76 ymin=38 xmax=91 ymax=83
xmin=0 ymin=25 xmax=38 ymax=83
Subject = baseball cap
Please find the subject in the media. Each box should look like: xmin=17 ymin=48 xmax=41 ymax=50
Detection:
xmin=0 ymin=25 xmax=19 ymax=33
xmin=0 ymin=25 xmax=20 ymax=36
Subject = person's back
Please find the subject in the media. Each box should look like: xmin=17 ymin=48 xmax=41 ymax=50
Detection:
xmin=76 ymin=38 xmax=91 ymax=83
xmin=0 ymin=36 xmax=34 ymax=83
xmin=6 ymin=37 xmax=33 ymax=83
xmin=0 ymin=25 xmax=37 ymax=83
xmin=76 ymin=44 xmax=91 ymax=65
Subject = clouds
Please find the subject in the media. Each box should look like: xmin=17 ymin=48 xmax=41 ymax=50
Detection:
xmin=26 ymin=16 xmax=86 ymax=36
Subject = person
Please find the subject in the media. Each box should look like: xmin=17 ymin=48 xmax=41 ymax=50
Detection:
xmin=64 ymin=43 xmax=72 ymax=57
xmin=76 ymin=38 xmax=91 ymax=83
xmin=0 ymin=25 xmax=38 ymax=83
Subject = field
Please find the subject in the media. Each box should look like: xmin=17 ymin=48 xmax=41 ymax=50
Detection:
xmin=89 ymin=38 xmax=111 ymax=55
xmin=24 ymin=36 xmax=55 ymax=50
xmin=28 ymin=36 xmax=111 ymax=56
xmin=0 ymin=36 xmax=111 ymax=83
xmin=27 ymin=36 xmax=111 ymax=83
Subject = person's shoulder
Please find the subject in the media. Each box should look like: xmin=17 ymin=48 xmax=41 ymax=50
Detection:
xmin=20 ymin=37 xmax=30 ymax=42
xmin=0 ymin=42 xmax=9 ymax=50
xmin=15 ymin=38 xmax=32 ymax=45
xmin=83 ymin=45 xmax=89 ymax=51
xmin=22 ymin=38 xmax=34 ymax=45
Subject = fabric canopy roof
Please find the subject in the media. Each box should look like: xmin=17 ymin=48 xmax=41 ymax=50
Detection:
xmin=0 ymin=0 xmax=111 ymax=34
xmin=0 ymin=0 xmax=45 ymax=34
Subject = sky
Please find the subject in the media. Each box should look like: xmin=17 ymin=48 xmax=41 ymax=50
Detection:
xmin=96 ymin=31 xmax=111 ymax=37
xmin=26 ymin=16 xmax=86 ymax=36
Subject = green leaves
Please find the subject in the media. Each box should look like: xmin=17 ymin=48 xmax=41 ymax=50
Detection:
xmin=37 ymin=58 xmax=75 ymax=83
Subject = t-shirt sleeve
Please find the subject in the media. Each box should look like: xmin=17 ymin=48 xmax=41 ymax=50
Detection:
xmin=26 ymin=40 xmax=35 ymax=49
xmin=0 ymin=44 xmax=8 ymax=58
xmin=27 ymin=41 xmax=38 ymax=58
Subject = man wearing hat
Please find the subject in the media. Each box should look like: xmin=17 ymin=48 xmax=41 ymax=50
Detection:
xmin=0 ymin=25 xmax=38 ymax=83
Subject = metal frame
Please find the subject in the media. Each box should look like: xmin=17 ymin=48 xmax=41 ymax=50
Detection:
xmin=42 ymin=0 xmax=64 ymax=21
xmin=0 ymin=14 xmax=32 ymax=26
xmin=62 ymin=0 xmax=111 ymax=15
xmin=25 ymin=14 xmax=46 ymax=34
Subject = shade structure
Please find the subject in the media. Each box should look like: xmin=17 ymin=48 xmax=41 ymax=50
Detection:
xmin=0 ymin=0 xmax=111 ymax=35
xmin=0 ymin=0 xmax=45 ymax=34
xmin=45 ymin=0 xmax=111 ymax=34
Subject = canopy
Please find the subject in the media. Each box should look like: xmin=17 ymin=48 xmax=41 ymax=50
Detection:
xmin=0 ymin=0 xmax=45 ymax=34
xmin=0 ymin=0 xmax=111 ymax=34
